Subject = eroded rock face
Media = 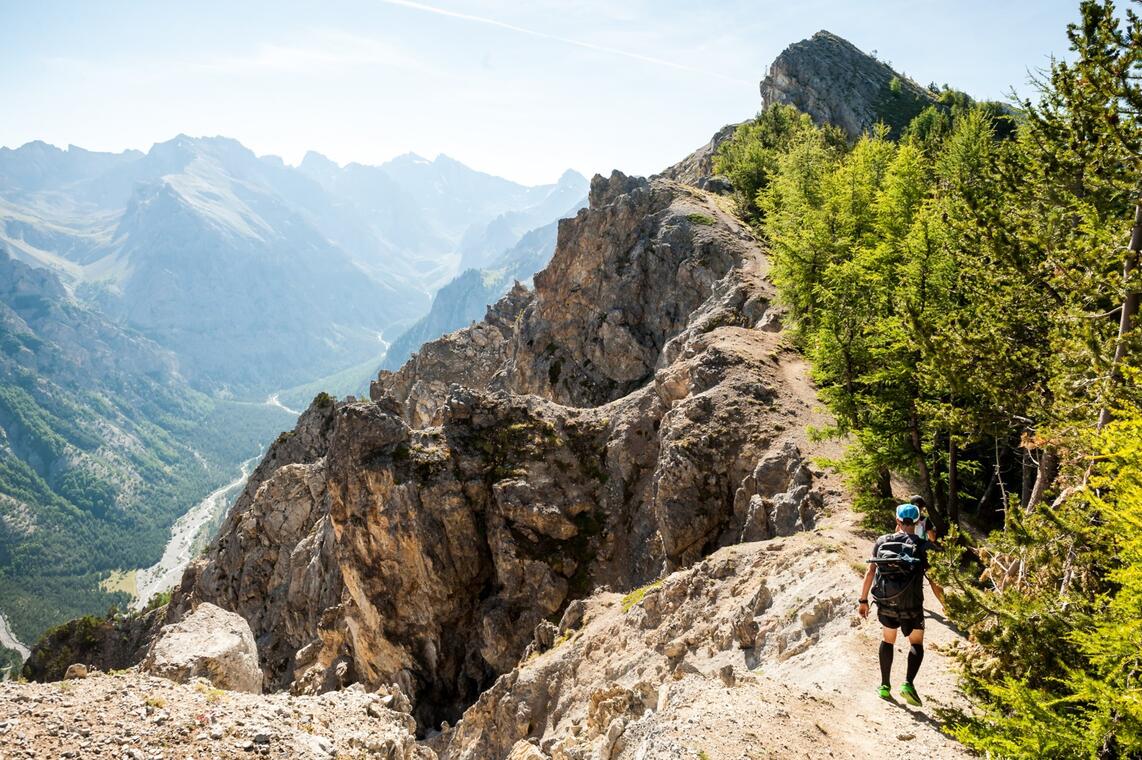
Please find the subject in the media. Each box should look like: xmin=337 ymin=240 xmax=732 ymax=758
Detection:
xmin=438 ymin=541 xmax=850 ymax=760
xmin=143 ymin=603 xmax=262 ymax=693
xmin=760 ymin=30 xmax=935 ymax=139
xmin=166 ymin=170 xmax=833 ymax=732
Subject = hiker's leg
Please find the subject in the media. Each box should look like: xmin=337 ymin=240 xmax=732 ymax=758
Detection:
xmin=879 ymin=625 xmax=897 ymax=686
xmin=905 ymin=625 xmax=925 ymax=683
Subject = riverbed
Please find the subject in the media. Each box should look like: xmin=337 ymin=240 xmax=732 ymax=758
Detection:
xmin=131 ymin=456 xmax=258 ymax=610
xmin=0 ymin=612 xmax=29 ymax=663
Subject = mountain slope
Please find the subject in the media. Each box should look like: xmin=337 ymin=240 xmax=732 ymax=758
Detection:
xmin=456 ymin=170 xmax=589 ymax=271
xmin=0 ymin=247 xmax=293 ymax=642
xmin=381 ymin=196 xmax=587 ymax=372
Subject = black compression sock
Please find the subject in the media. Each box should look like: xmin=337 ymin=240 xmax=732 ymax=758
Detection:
xmin=906 ymin=643 xmax=924 ymax=683
xmin=879 ymin=641 xmax=893 ymax=686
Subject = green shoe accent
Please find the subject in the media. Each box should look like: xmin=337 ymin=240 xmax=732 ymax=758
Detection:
xmin=878 ymin=684 xmax=892 ymax=700
xmin=900 ymin=682 xmax=922 ymax=706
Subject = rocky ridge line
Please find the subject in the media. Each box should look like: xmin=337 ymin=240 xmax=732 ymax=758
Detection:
xmin=152 ymin=169 xmax=838 ymax=734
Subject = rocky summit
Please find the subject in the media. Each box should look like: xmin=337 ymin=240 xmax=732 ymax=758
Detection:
xmin=760 ymin=30 xmax=935 ymax=139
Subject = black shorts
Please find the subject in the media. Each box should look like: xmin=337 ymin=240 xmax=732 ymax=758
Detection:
xmin=877 ymin=608 xmax=925 ymax=636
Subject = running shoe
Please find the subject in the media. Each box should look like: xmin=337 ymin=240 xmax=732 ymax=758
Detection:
xmin=900 ymin=682 xmax=922 ymax=706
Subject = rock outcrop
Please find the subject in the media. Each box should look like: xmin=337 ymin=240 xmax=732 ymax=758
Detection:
xmin=658 ymin=123 xmax=738 ymax=190
xmin=160 ymin=167 xmax=838 ymax=732
xmin=21 ymin=606 xmax=166 ymax=682
xmin=0 ymin=670 xmax=432 ymax=759
xmin=142 ymin=603 xmax=262 ymax=693
xmin=760 ymin=30 xmax=935 ymax=139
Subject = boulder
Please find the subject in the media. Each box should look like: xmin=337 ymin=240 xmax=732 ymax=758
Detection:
xmin=506 ymin=741 xmax=548 ymax=760
xmin=143 ymin=603 xmax=261 ymax=693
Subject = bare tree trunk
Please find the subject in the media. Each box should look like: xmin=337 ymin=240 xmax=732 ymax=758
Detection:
xmin=948 ymin=439 xmax=960 ymax=527
xmin=978 ymin=466 xmax=997 ymax=517
xmin=1020 ymin=446 xmax=1035 ymax=511
xmin=908 ymin=405 xmax=933 ymax=506
xmin=876 ymin=467 xmax=893 ymax=505
xmin=1026 ymin=448 xmax=1058 ymax=512
xmin=1097 ymin=201 xmax=1142 ymax=430
xmin=932 ymin=432 xmax=947 ymax=524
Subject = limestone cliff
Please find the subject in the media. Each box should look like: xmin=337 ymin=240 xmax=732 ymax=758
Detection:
xmin=164 ymin=167 xmax=837 ymax=733
xmin=760 ymin=30 xmax=935 ymax=139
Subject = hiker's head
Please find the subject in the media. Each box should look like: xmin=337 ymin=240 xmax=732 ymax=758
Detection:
xmin=909 ymin=494 xmax=926 ymax=512
xmin=896 ymin=503 xmax=920 ymax=532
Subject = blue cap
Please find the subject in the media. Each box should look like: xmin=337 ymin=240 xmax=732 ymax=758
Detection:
xmin=896 ymin=503 xmax=920 ymax=523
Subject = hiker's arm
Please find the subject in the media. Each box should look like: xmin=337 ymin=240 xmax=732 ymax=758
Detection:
xmin=858 ymin=564 xmax=875 ymax=618
xmin=927 ymin=575 xmax=946 ymax=609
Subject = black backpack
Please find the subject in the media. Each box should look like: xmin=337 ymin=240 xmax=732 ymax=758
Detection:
xmin=870 ymin=533 xmax=926 ymax=611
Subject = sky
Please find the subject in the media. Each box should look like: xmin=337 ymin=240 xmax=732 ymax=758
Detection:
xmin=1 ymin=0 xmax=1081 ymax=185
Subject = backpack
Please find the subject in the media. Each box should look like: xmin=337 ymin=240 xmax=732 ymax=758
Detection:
xmin=869 ymin=533 xmax=926 ymax=611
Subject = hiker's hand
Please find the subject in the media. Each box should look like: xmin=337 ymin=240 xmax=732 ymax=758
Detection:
xmin=858 ymin=600 xmax=869 ymax=619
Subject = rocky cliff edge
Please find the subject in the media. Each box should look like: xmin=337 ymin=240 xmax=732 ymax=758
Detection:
xmin=158 ymin=170 xmax=842 ymax=736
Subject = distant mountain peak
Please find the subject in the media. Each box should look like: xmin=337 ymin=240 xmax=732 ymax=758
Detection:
xmin=299 ymin=150 xmax=340 ymax=170
xmin=557 ymin=168 xmax=588 ymax=186
xmin=389 ymin=151 xmax=432 ymax=165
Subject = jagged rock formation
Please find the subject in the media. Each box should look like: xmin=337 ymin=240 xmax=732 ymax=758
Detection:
xmin=436 ymin=528 xmax=971 ymax=760
xmin=760 ymin=30 xmax=935 ymax=139
xmin=658 ymin=123 xmax=738 ymax=190
xmin=160 ymin=167 xmax=837 ymax=734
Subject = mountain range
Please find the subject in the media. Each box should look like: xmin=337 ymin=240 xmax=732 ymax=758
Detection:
xmin=0 ymin=137 xmax=587 ymax=395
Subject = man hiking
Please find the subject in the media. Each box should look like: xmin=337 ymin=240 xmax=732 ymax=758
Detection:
xmin=858 ymin=503 xmax=946 ymax=705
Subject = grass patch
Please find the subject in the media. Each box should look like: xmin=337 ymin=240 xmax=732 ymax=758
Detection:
xmin=621 ymin=579 xmax=664 ymax=613
xmin=686 ymin=213 xmax=717 ymax=226
xmin=99 ymin=569 xmax=137 ymax=597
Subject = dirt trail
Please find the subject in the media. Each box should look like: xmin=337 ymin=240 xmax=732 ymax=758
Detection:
xmin=448 ymin=341 xmax=974 ymax=760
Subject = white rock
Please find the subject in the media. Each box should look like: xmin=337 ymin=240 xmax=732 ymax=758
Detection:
xmin=142 ymin=603 xmax=262 ymax=693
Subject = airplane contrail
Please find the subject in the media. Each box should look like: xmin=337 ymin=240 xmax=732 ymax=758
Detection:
xmin=380 ymin=0 xmax=752 ymax=85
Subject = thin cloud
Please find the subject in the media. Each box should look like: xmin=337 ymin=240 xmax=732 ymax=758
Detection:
xmin=194 ymin=32 xmax=424 ymax=75
xmin=379 ymin=0 xmax=753 ymax=85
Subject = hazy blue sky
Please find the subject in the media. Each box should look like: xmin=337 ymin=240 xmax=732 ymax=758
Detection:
xmin=1 ymin=1 xmax=1080 ymax=184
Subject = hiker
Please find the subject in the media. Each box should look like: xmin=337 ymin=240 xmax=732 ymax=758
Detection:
xmin=908 ymin=494 xmax=938 ymax=542
xmin=858 ymin=503 xmax=946 ymax=705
